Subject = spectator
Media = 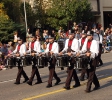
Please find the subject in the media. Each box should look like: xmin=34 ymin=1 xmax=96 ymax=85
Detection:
xmin=0 ymin=43 xmax=8 ymax=65
xmin=51 ymin=30 xmax=57 ymax=40
xmin=43 ymin=30 xmax=48 ymax=40
xmin=13 ymin=31 xmax=18 ymax=46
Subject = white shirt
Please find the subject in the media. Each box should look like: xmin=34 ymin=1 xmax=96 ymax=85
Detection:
xmin=93 ymin=33 xmax=103 ymax=44
xmin=26 ymin=41 xmax=41 ymax=54
xmin=79 ymin=38 xmax=87 ymax=47
xmin=80 ymin=38 xmax=99 ymax=58
xmin=45 ymin=42 xmax=59 ymax=54
xmin=12 ymin=44 xmax=26 ymax=56
xmin=62 ymin=38 xmax=80 ymax=54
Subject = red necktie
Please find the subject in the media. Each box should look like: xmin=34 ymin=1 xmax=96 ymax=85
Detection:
xmin=49 ymin=43 xmax=53 ymax=51
xmin=68 ymin=39 xmax=73 ymax=47
xmin=17 ymin=45 xmax=21 ymax=51
xmin=31 ymin=42 xmax=35 ymax=50
xmin=81 ymin=38 xmax=86 ymax=45
xmin=87 ymin=41 xmax=92 ymax=49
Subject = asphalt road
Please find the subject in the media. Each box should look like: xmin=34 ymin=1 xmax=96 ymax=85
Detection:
xmin=0 ymin=52 xmax=112 ymax=100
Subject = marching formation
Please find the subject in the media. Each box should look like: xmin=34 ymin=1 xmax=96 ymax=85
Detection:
xmin=5 ymin=29 xmax=103 ymax=93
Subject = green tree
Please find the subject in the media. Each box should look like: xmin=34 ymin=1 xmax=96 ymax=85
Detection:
xmin=0 ymin=3 xmax=26 ymax=43
xmin=45 ymin=0 xmax=93 ymax=30
xmin=1 ymin=0 xmax=21 ymax=23
xmin=0 ymin=3 xmax=14 ymax=42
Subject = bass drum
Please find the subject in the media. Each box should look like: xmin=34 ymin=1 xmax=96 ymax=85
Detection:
xmin=24 ymin=55 xmax=32 ymax=66
xmin=75 ymin=56 xmax=89 ymax=69
xmin=6 ymin=57 xmax=15 ymax=68
xmin=56 ymin=55 xmax=68 ymax=68
xmin=37 ymin=56 xmax=48 ymax=68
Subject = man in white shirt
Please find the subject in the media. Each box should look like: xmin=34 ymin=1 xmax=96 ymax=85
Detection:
xmin=78 ymin=31 xmax=100 ymax=93
xmin=59 ymin=31 xmax=80 ymax=90
xmin=93 ymin=30 xmax=103 ymax=66
xmin=79 ymin=32 xmax=88 ymax=81
xmin=11 ymin=38 xmax=29 ymax=84
xmin=27 ymin=36 xmax=42 ymax=85
xmin=45 ymin=36 xmax=61 ymax=88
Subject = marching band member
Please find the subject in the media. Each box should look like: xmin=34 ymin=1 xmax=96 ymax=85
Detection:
xmin=93 ymin=29 xmax=103 ymax=66
xmin=59 ymin=31 xmax=80 ymax=90
xmin=27 ymin=36 xmax=42 ymax=85
xmin=10 ymin=38 xmax=29 ymax=84
xmin=45 ymin=36 xmax=61 ymax=88
xmin=78 ymin=31 xmax=100 ymax=93
xmin=79 ymin=32 xmax=88 ymax=81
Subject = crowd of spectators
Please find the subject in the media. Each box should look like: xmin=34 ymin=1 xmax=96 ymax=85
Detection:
xmin=0 ymin=22 xmax=112 ymax=70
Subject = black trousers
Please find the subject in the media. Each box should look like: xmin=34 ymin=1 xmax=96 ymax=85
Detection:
xmin=86 ymin=58 xmax=100 ymax=91
xmin=80 ymin=69 xmax=89 ymax=79
xmin=97 ymin=44 xmax=103 ymax=65
xmin=28 ymin=66 xmax=42 ymax=83
xmin=28 ymin=56 xmax=42 ymax=83
xmin=16 ymin=67 xmax=29 ymax=83
xmin=65 ymin=64 xmax=80 ymax=87
xmin=48 ymin=64 xmax=60 ymax=85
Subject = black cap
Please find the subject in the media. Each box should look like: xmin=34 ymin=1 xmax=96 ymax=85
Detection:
xmin=69 ymin=30 xmax=75 ymax=35
xmin=48 ymin=35 xmax=54 ymax=39
xmin=17 ymin=37 xmax=22 ymax=41
xmin=87 ymin=31 xmax=94 ymax=36
xmin=82 ymin=30 xmax=87 ymax=35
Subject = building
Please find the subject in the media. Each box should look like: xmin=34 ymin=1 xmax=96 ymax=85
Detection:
xmin=89 ymin=0 xmax=112 ymax=28
xmin=25 ymin=0 xmax=112 ymax=29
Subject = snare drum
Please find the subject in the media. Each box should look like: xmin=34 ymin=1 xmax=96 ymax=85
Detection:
xmin=25 ymin=55 xmax=32 ymax=66
xmin=16 ymin=57 xmax=22 ymax=67
xmin=21 ymin=56 xmax=27 ymax=67
xmin=37 ymin=56 xmax=48 ymax=68
xmin=56 ymin=55 xmax=68 ymax=68
xmin=6 ymin=57 xmax=15 ymax=67
xmin=75 ymin=56 xmax=88 ymax=69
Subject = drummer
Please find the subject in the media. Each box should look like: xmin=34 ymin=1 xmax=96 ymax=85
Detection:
xmin=9 ymin=37 xmax=29 ymax=84
xmin=44 ymin=36 xmax=61 ymax=88
xmin=79 ymin=32 xmax=88 ymax=81
xmin=26 ymin=35 xmax=42 ymax=86
xmin=77 ymin=31 xmax=100 ymax=93
xmin=59 ymin=30 xmax=80 ymax=90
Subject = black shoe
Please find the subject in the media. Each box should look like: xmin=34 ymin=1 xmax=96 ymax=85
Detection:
xmin=93 ymin=86 xmax=100 ymax=90
xmin=63 ymin=86 xmax=70 ymax=90
xmin=14 ymin=82 xmax=20 ymax=84
xmin=46 ymin=84 xmax=52 ymax=88
xmin=54 ymin=79 xmax=61 ymax=85
xmin=80 ymin=78 xmax=85 ymax=81
xmin=73 ymin=84 xmax=80 ymax=88
xmin=35 ymin=81 xmax=42 ymax=84
xmin=85 ymin=90 xmax=91 ymax=93
xmin=23 ymin=78 xmax=29 ymax=83
xmin=99 ymin=63 xmax=103 ymax=66
xmin=96 ymin=65 xmax=99 ymax=67
xmin=27 ymin=82 xmax=32 ymax=86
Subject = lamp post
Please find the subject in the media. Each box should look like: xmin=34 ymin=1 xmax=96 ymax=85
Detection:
xmin=24 ymin=0 xmax=28 ymax=36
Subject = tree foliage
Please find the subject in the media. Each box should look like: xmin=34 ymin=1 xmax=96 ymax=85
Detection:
xmin=1 ymin=0 xmax=21 ymax=23
xmin=0 ymin=3 xmax=26 ymax=43
xmin=45 ymin=0 xmax=93 ymax=30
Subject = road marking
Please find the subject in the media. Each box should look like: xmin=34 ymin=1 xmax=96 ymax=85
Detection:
xmin=0 ymin=79 xmax=16 ymax=84
xmin=23 ymin=76 xmax=112 ymax=100
xmin=0 ymin=74 xmax=45 ymax=84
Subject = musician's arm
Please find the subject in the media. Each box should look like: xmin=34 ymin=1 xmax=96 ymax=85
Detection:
xmin=20 ymin=44 xmax=26 ymax=56
xmin=11 ymin=45 xmax=18 ymax=54
xmin=51 ymin=43 xmax=59 ymax=54
xmin=26 ymin=42 xmax=31 ymax=54
xmin=71 ymin=39 xmax=80 ymax=55
xmin=34 ymin=41 xmax=42 ymax=55
xmin=90 ymin=40 xmax=99 ymax=59
xmin=61 ymin=39 xmax=68 ymax=53
xmin=45 ymin=44 xmax=49 ymax=53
